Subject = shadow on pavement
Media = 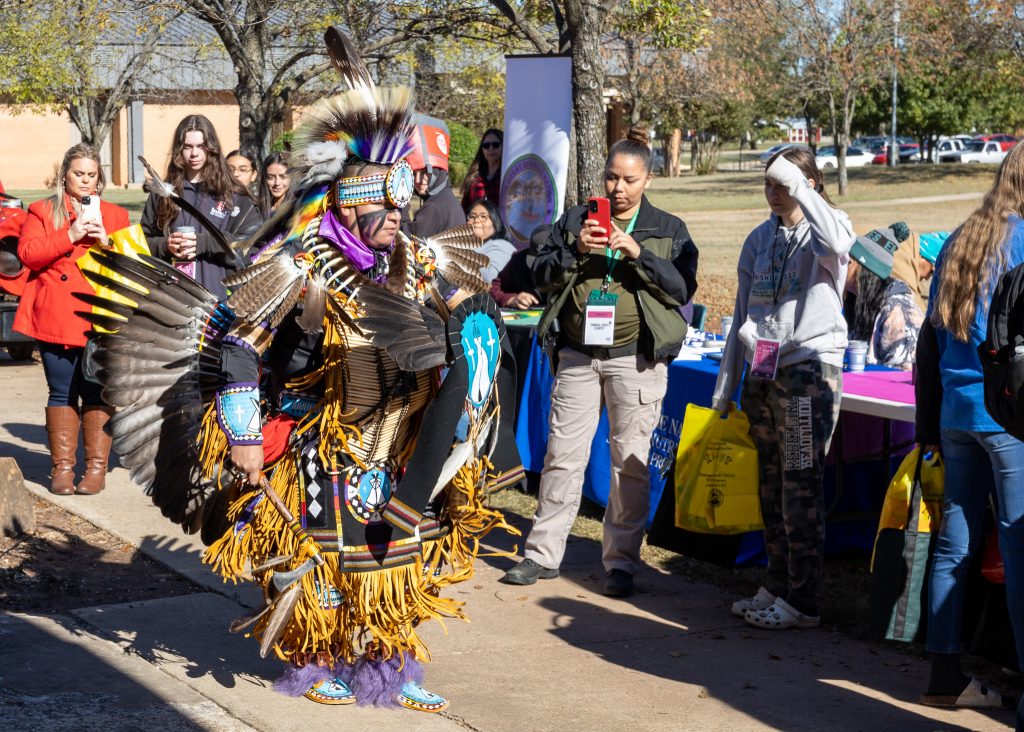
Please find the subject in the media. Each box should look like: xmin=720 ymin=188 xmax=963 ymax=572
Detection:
xmin=1 ymin=611 xmax=231 ymax=730
xmin=535 ymin=595 xmax=1009 ymax=732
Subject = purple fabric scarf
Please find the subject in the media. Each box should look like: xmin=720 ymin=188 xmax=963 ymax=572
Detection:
xmin=319 ymin=209 xmax=393 ymax=283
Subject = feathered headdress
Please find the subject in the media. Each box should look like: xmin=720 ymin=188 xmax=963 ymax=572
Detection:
xmin=241 ymin=27 xmax=417 ymax=261
xmin=291 ymin=28 xmax=416 ymax=197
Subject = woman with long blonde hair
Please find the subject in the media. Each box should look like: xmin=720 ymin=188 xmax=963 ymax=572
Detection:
xmin=917 ymin=142 xmax=1024 ymax=711
xmin=13 ymin=143 xmax=130 ymax=495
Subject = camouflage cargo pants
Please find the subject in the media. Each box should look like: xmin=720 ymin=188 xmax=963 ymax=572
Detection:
xmin=740 ymin=360 xmax=842 ymax=616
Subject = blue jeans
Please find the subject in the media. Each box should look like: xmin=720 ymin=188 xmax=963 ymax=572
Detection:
xmin=38 ymin=342 xmax=103 ymax=408
xmin=927 ymin=428 xmax=1024 ymax=674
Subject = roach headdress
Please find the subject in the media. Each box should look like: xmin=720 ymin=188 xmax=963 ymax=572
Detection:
xmin=291 ymin=27 xmax=415 ymax=209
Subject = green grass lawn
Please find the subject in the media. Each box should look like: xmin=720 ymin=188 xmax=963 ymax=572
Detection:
xmin=646 ymin=163 xmax=995 ymax=214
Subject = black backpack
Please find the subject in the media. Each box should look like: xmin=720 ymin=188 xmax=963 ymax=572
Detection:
xmin=979 ymin=261 xmax=1024 ymax=440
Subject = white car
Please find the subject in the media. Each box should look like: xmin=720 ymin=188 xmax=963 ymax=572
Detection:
xmin=951 ymin=141 xmax=1007 ymax=164
xmin=815 ymin=146 xmax=873 ymax=168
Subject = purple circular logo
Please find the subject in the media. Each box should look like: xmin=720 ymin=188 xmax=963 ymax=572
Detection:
xmin=500 ymin=154 xmax=557 ymax=247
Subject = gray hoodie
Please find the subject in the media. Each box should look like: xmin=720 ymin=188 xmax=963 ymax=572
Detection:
xmin=711 ymin=156 xmax=856 ymax=411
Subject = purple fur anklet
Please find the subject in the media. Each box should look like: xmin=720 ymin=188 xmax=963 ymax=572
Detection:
xmin=337 ymin=655 xmax=423 ymax=707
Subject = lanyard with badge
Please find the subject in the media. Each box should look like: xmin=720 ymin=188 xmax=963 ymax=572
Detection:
xmin=583 ymin=209 xmax=640 ymax=346
xmin=750 ymin=222 xmax=798 ymax=380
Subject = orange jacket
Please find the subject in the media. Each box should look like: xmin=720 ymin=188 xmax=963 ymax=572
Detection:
xmin=14 ymin=196 xmax=130 ymax=346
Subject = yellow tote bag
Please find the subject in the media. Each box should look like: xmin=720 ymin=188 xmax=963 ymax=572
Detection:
xmin=871 ymin=446 xmax=944 ymax=569
xmin=77 ymin=225 xmax=151 ymax=330
xmin=674 ymin=403 xmax=762 ymax=534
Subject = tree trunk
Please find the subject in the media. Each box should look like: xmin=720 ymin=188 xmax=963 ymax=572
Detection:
xmin=626 ymin=36 xmax=642 ymax=126
xmin=236 ymin=80 xmax=272 ymax=161
xmin=838 ymin=94 xmax=856 ymax=197
xmin=564 ymin=0 xmax=611 ymax=203
xmin=564 ymin=114 xmax=578 ymax=213
xmin=67 ymin=97 xmax=115 ymax=150
xmin=668 ymin=128 xmax=681 ymax=177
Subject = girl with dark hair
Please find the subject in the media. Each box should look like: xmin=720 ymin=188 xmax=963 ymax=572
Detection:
xmin=460 ymin=128 xmax=503 ymax=213
xmin=14 ymin=143 xmax=130 ymax=495
xmin=140 ymin=115 xmax=262 ymax=299
xmin=226 ymin=149 xmax=258 ymax=190
xmin=712 ymin=145 xmax=856 ymax=630
xmin=502 ymin=127 xmax=699 ymax=598
xmin=258 ymin=152 xmax=290 ymax=217
xmin=466 ymin=198 xmax=514 ymax=282
xmin=915 ymin=142 xmax=1024 ymax=711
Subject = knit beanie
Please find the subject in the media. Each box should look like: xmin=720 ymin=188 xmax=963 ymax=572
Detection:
xmin=918 ymin=231 xmax=950 ymax=265
xmin=850 ymin=221 xmax=909 ymax=280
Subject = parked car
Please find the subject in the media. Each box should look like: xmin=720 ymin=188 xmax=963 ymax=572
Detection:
xmin=758 ymin=142 xmax=807 ymax=166
xmin=950 ymin=140 xmax=1007 ymax=164
xmin=852 ymin=136 xmax=888 ymax=151
xmin=974 ymin=133 xmax=1018 ymax=152
xmin=870 ymin=142 xmax=921 ymax=164
xmin=815 ymin=146 xmax=873 ymax=168
xmin=930 ymin=138 xmax=966 ymax=163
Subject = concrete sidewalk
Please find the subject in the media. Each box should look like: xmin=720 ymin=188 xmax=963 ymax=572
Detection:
xmin=1 ymin=358 xmax=1015 ymax=731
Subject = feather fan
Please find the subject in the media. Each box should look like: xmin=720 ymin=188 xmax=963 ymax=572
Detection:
xmin=409 ymin=226 xmax=490 ymax=294
xmin=76 ymin=249 xmax=229 ymax=539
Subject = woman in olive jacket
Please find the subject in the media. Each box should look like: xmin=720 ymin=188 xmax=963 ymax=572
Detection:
xmin=502 ymin=130 xmax=699 ymax=597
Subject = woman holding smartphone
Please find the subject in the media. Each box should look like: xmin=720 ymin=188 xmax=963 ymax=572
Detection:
xmin=14 ymin=143 xmax=130 ymax=495
xmin=502 ymin=128 xmax=699 ymax=598
xmin=141 ymin=115 xmax=262 ymax=299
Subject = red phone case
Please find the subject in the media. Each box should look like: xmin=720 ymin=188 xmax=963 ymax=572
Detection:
xmin=587 ymin=196 xmax=611 ymax=235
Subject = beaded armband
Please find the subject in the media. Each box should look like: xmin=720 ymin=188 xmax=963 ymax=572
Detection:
xmin=216 ymin=383 xmax=263 ymax=446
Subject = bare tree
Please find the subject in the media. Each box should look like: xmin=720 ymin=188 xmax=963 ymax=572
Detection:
xmin=176 ymin=0 xmax=504 ymax=162
xmin=784 ymin=0 xmax=893 ymax=194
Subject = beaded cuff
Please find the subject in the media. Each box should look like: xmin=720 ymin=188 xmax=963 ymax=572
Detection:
xmin=216 ymin=383 xmax=263 ymax=446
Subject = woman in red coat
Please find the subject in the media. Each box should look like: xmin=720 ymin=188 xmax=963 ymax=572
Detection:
xmin=14 ymin=144 xmax=130 ymax=495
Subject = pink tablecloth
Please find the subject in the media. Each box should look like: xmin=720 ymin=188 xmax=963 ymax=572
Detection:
xmin=843 ymin=369 xmax=915 ymax=404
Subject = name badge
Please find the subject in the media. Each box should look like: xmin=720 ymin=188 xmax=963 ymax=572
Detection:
xmin=584 ymin=290 xmax=617 ymax=346
xmin=750 ymin=338 xmax=781 ymax=380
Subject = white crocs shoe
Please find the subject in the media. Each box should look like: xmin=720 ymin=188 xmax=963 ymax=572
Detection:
xmin=730 ymin=587 xmax=776 ymax=618
xmin=744 ymin=598 xmax=820 ymax=630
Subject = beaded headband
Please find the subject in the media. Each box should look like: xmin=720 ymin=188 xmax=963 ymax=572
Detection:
xmin=335 ymin=159 xmax=414 ymax=209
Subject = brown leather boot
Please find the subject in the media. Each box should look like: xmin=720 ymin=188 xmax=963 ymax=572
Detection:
xmin=77 ymin=406 xmax=114 ymax=495
xmin=45 ymin=406 xmax=79 ymax=495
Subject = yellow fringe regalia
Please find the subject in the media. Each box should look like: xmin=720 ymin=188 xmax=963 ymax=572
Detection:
xmin=197 ymin=214 xmax=522 ymax=670
xmin=82 ymin=27 xmax=524 ymax=697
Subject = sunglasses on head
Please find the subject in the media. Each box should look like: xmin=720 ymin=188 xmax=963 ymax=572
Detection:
xmin=481 ymin=141 xmax=501 ymax=150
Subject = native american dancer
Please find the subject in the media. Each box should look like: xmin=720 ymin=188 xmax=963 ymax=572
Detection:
xmin=76 ymin=28 xmax=523 ymax=712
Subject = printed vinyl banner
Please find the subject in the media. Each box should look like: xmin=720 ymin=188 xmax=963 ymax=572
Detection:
xmin=500 ymin=55 xmax=572 ymax=249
